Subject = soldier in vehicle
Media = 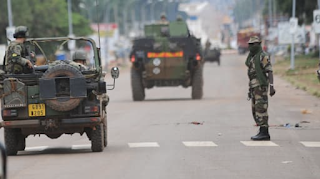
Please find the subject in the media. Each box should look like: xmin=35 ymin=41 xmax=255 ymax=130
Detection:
xmin=176 ymin=15 xmax=183 ymax=21
xmin=4 ymin=26 xmax=33 ymax=74
xmin=71 ymin=50 xmax=88 ymax=70
xmin=158 ymin=13 xmax=169 ymax=25
xmin=245 ymin=36 xmax=276 ymax=141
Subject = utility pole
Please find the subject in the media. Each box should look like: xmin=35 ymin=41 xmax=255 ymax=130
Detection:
xmin=318 ymin=0 xmax=320 ymax=60
xmin=290 ymin=0 xmax=296 ymax=70
xmin=67 ymin=0 xmax=75 ymax=50
xmin=268 ymin=0 xmax=272 ymax=27
xmin=273 ymin=0 xmax=276 ymax=26
xmin=67 ymin=0 xmax=73 ymax=35
xmin=6 ymin=0 xmax=15 ymax=44
xmin=7 ymin=0 xmax=13 ymax=27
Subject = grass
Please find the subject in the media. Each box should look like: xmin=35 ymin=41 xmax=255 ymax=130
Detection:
xmin=273 ymin=54 xmax=320 ymax=98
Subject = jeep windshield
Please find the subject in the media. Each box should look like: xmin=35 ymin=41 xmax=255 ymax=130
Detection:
xmin=26 ymin=37 xmax=100 ymax=71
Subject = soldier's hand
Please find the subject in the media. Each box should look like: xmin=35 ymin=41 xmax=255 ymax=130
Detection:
xmin=30 ymin=51 xmax=35 ymax=58
xmin=270 ymin=86 xmax=276 ymax=97
xmin=26 ymin=60 xmax=33 ymax=68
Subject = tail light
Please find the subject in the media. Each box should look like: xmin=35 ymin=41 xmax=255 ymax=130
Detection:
xmin=2 ymin=109 xmax=18 ymax=117
xmin=196 ymin=53 xmax=201 ymax=61
xmin=84 ymin=106 xmax=99 ymax=113
xmin=130 ymin=55 xmax=136 ymax=62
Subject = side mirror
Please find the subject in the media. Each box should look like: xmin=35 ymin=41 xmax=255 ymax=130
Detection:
xmin=0 ymin=142 xmax=7 ymax=179
xmin=111 ymin=67 xmax=120 ymax=79
xmin=107 ymin=67 xmax=120 ymax=90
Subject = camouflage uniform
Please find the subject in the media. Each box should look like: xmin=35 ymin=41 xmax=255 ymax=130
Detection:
xmin=5 ymin=41 xmax=30 ymax=74
xmin=317 ymin=63 xmax=320 ymax=82
xmin=248 ymin=47 xmax=272 ymax=128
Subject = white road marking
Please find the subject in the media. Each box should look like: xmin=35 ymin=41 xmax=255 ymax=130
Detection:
xmin=241 ymin=141 xmax=279 ymax=147
xmin=71 ymin=144 xmax=91 ymax=150
xmin=300 ymin=142 xmax=320 ymax=147
xmin=25 ymin=146 xmax=49 ymax=151
xmin=282 ymin=161 xmax=293 ymax=164
xmin=183 ymin=141 xmax=218 ymax=147
xmin=128 ymin=142 xmax=160 ymax=148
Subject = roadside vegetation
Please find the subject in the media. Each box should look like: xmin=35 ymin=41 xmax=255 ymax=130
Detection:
xmin=274 ymin=54 xmax=320 ymax=97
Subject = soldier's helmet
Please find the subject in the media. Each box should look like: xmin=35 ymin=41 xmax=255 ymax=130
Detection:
xmin=72 ymin=51 xmax=87 ymax=61
xmin=176 ymin=15 xmax=183 ymax=21
xmin=160 ymin=12 xmax=167 ymax=19
xmin=248 ymin=36 xmax=261 ymax=44
xmin=13 ymin=26 xmax=29 ymax=38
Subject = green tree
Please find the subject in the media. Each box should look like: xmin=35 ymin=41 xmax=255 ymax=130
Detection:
xmin=275 ymin=0 xmax=317 ymax=25
xmin=0 ymin=0 xmax=92 ymax=44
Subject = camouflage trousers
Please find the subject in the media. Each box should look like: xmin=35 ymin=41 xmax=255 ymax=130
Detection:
xmin=251 ymin=86 xmax=269 ymax=127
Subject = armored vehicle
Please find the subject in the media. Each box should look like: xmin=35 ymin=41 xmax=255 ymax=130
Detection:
xmin=130 ymin=21 xmax=203 ymax=101
xmin=204 ymin=46 xmax=221 ymax=65
xmin=0 ymin=37 xmax=119 ymax=155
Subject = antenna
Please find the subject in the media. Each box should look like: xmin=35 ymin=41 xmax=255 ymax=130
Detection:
xmin=95 ymin=0 xmax=101 ymax=48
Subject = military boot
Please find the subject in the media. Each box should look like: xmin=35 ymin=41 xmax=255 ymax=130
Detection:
xmin=251 ymin=127 xmax=270 ymax=141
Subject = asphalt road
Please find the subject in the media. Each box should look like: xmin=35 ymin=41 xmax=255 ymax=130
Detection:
xmin=1 ymin=53 xmax=320 ymax=179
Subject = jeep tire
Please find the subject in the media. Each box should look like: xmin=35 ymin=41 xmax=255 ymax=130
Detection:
xmin=4 ymin=128 xmax=19 ymax=155
xmin=17 ymin=134 xmax=26 ymax=151
xmin=42 ymin=64 xmax=83 ymax=111
xmin=131 ymin=68 xmax=145 ymax=101
xmin=103 ymin=123 xmax=107 ymax=147
xmin=91 ymin=123 xmax=104 ymax=152
xmin=191 ymin=65 xmax=203 ymax=99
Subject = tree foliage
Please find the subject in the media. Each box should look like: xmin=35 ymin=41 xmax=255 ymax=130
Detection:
xmin=233 ymin=0 xmax=318 ymax=26
xmin=0 ymin=0 xmax=92 ymax=44
xmin=275 ymin=0 xmax=317 ymax=25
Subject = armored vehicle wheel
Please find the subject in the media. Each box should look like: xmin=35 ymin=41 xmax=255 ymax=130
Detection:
xmin=191 ymin=65 xmax=203 ymax=100
xmin=131 ymin=68 xmax=145 ymax=101
xmin=91 ymin=123 xmax=104 ymax=152
xmin=4 ymin=128 xmax=19 ymax=155
xmin=42 ymin=64 xmax=83 ymax=111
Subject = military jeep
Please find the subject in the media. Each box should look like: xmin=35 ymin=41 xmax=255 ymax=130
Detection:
xmin=0 ymin=37 xmax=119 ymax=155
xmin=130 ymin=20 xmax=203 ymax=101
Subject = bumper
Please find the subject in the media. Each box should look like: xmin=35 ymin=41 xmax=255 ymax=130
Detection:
xmin=0 ymin=117 xmax=102 ymax=129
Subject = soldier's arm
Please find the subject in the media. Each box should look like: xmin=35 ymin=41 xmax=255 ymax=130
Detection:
xmin=12 ymin=45 xmax=33 ymax=68
xmin=261 ymin=55 xmax=276 ymax=96
xmin=12 ymin=45 xmax=29 ymax=66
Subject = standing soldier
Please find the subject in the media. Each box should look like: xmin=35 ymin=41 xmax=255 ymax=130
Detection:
xmin=317 ymin=63 xmax=320 ymax=82
xmin=246 ymin=36 xmax=276 ymax=141
xmin=5 ymin=26 xmax=33 ymax=74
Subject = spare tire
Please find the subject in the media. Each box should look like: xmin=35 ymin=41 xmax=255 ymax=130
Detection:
xmin=42 ymin=64 xmax=84 ymax=111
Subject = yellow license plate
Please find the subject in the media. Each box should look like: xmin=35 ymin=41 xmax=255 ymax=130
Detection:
xmin=28 ymin=104 xmax=46 ymax=117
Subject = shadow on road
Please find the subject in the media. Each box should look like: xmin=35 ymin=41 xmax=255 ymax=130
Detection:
xmin=144 ymin=98 xmax=192 ymax=102
xmin=16 ymin=148 xmax=92 ymax=156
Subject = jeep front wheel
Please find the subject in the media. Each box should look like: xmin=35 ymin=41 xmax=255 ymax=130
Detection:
xmin=131 ymin=68 xmax=145 ymax=101
xmin=91 ymin=124 xmax=104 ymax=152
